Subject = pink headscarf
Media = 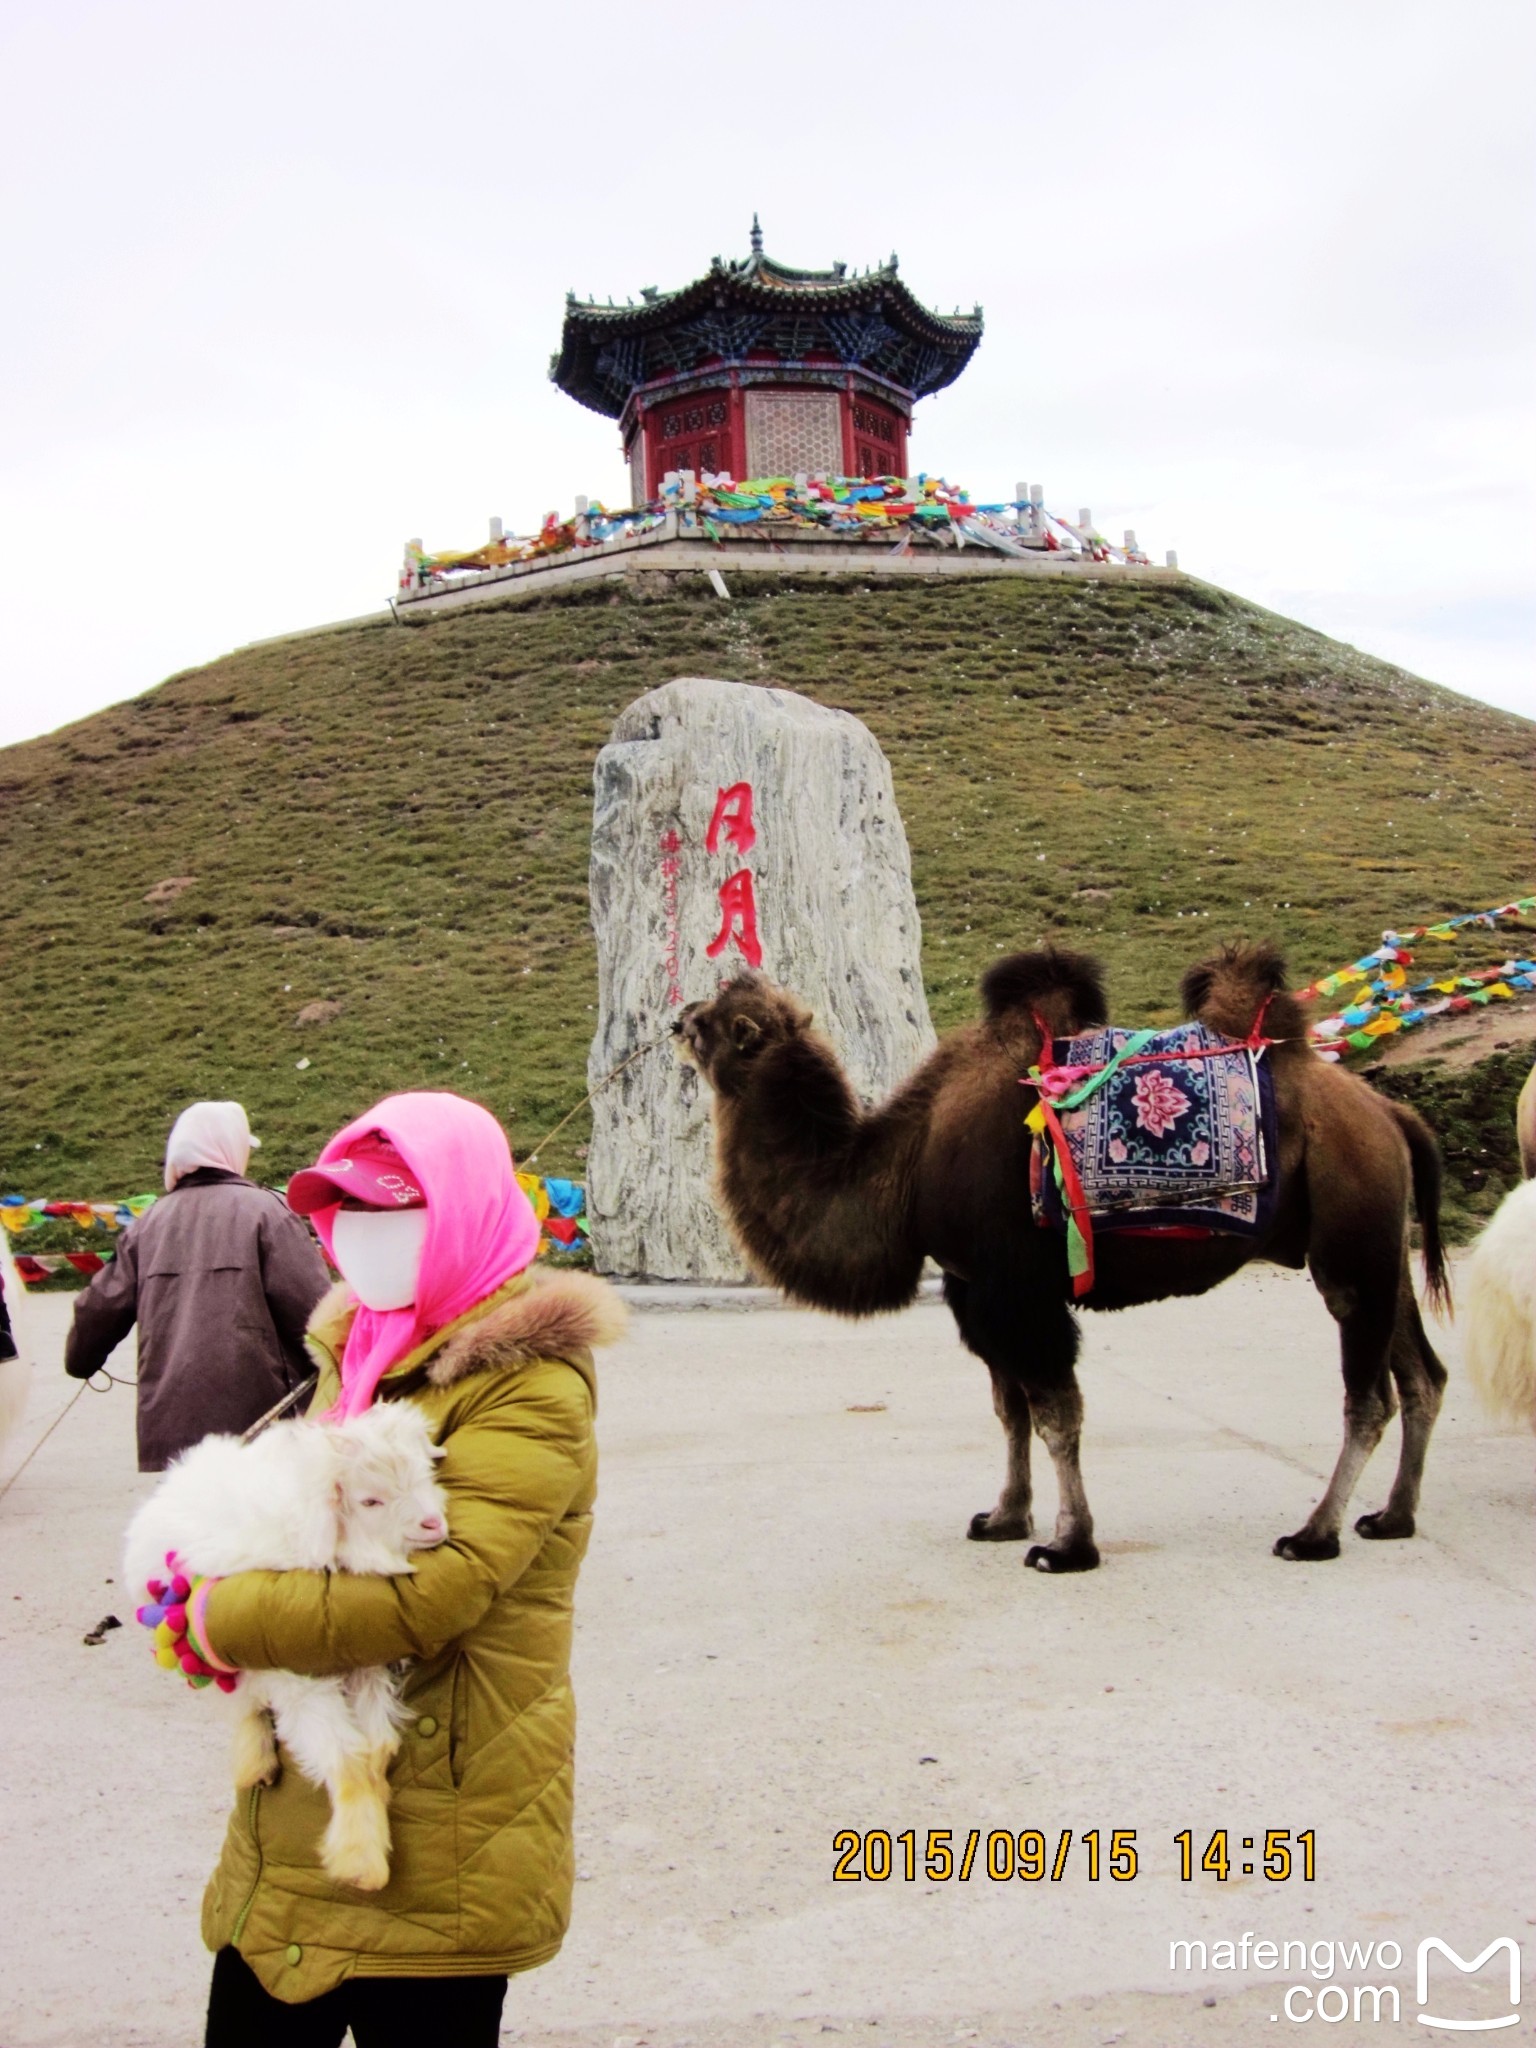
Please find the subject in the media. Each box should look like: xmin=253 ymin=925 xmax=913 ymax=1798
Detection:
xmin=305 ymin=1092 xmax=541 ymax=1421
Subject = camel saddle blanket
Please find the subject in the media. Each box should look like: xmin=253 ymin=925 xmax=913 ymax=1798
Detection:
xmin=1031 ymin=1022 xmax=1278 ymax=1238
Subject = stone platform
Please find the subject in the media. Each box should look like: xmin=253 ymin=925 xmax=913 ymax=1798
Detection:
xmin=394 ymin=513 xmax=1180 ymax=618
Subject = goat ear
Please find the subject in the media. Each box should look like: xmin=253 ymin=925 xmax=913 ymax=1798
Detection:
xmin=729 ymin=1014 xmax=763 ymax=1052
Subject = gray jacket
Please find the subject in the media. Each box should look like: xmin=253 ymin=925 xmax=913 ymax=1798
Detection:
xmin=64 ymin=1169 xmax=331 ymax=1470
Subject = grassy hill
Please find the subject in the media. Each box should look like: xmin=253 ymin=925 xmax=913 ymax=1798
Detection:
xmin=2 ymin=572 xmax=1530 ymax=1200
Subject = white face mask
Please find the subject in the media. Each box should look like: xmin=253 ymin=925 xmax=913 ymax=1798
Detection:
xmin=331 ymin=1207 xmax=430 ymax=1311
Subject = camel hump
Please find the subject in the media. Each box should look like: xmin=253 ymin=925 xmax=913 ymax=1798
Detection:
xmin=980 ymin=948 xmax=1108 ymax=1031
xmin=1180 ymin=940 xmax=1307 ymax=1043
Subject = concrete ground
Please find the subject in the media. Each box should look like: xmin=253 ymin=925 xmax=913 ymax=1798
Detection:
xmin=1 ymin=1256 xmax=1531 ymax=2048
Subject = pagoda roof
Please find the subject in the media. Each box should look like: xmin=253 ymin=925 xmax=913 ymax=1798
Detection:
xmin=552 ymin=222 xmax=983 ymax=420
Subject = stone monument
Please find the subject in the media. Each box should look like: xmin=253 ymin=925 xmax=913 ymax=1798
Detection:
xmin=587 ymin=677 xmax=935 ymax=1282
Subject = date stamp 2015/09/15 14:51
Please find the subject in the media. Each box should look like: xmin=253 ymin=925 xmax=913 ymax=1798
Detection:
xmin=831 ymin=1828 xmax=1317 ymax=1885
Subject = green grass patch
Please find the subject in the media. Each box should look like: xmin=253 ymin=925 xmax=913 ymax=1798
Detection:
xmin=2 ymin=573 xmax=1530 ymax=1216
xmin=1366 ymin=1045 xmax=1536 ymax=1240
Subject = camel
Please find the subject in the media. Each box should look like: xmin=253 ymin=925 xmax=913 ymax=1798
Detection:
xmin=676 ymin=943 xmax=1451 ymax=1571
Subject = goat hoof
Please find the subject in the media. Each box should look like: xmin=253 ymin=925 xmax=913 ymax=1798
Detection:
xmin=1025 ymin=1540 xmax=1100 ymax=1574
xmin=322 ymin=1796 xmax=393 ymax=1894
xmin=1273 ymin=1530 xmax=1341 ymax=1561
xmin=1355 ymin=1508 xmax=1414 ymax=1541
xmin=324 ymin=1847 xmax=391 ymax=1892
xmin=968 ymin=1510 xmax=1032 ymax=1542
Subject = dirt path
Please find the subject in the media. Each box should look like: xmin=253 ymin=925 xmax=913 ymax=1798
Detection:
xmin=1365 ymin=993 xmax=1536 ymax=1070
xmin=2 ymin=1258 xmax=1531 ymax=2048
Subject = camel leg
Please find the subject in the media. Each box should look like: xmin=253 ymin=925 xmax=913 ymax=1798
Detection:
xmin=1276 ymin=1269 xmax=1396 ymax=1561
xmin=943 ymin=1268 xmax=1094 ymax=1564
xmin=968 ymin=1369 xmax=1035 ymax=1542
xmin=1024 ymin=1379 xmax=1100 ymax=1575
xmin=946 ymin=1271 xmax=1067 ymax=1545
xmin=1356 ymin=1279 xmax=1447 ymax=1541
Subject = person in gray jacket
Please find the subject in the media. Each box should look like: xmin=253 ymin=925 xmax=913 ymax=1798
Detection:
xmin=64 ymin=1101 xmax=330 ymax=1469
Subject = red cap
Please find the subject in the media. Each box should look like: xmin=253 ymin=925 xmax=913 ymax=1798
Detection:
xmin=286 ymin=1134 xmax=426 ymax=1216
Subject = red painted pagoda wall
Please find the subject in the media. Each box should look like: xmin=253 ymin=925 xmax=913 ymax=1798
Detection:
xmin=642 ymin=389 xmax=742 ymax=491
xmin=628 ymin=379 xmax=911 ymax=500
xmin=846 ymin=394 xmax=908 ymax=481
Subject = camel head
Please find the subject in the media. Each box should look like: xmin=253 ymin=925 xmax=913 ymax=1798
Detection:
xmin=674 ymin=973 xmax=814 ymax=1097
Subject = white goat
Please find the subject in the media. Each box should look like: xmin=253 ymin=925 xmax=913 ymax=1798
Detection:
xmin=1460 ymin=1177 xmax=1536 ymax=1433
xmin=124 ymin=1401 xmax=449 ymax=1890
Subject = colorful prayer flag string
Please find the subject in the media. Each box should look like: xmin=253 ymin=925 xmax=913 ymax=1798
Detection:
xmin=5 ymin=1173 xmax=591 ymax=1289
xmin=1299 ymin=896 xmax=1535 ymax=1060
xmin=401 ymin=475 xmax=1150 ymax=592
xmin=514 ymin=1172 xmax=590 ymax=1256
xmin=1296 ymin=896 xmax=1535 ymax=1006
xmin=0 ymin=1192 xmax=156 ymax=1235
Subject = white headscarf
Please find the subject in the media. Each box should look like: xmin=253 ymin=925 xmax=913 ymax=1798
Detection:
xmin=163 ymin=1101 xmax=261 ymax=1191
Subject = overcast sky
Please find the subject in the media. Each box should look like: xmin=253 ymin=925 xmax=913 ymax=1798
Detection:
xmin=2 ymin=0 xmax=1532 ymax=749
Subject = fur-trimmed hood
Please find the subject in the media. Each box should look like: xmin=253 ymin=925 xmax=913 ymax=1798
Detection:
xmin=305 ymin=1267 xmax=627 ymax=1406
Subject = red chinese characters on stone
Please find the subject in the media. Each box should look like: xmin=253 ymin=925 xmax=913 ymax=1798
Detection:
xmin=658 ymin=827 xmax=683 ymax=1006
xmin=705 ymin=867 xmax=763 ymax=970
xmin=705 ymin=781 xmax=757 ymax=857
xmin=661 ymin=782 xmax=765 ymax=997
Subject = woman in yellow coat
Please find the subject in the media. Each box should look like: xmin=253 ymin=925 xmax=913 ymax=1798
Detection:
xmin=174 ymin=1092 xmax=625 ymax=2048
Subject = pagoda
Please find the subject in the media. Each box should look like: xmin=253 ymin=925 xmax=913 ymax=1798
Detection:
xmin=552 ymin=218 xmax=983 ymax=503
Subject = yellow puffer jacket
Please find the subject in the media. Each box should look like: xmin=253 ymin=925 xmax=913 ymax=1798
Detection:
xmin=198 ymin=1266 xmax=625 ymax=2002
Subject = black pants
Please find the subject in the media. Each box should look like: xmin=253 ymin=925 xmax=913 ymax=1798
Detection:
xmin=206 ymin=1946 xmax=508 ymax=2047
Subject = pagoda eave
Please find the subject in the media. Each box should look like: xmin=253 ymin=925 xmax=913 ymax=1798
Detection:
xmin=553 ymin=272 xmax=981 ymax=420
xmin=561 ymin=277 xmax=980 ymax=344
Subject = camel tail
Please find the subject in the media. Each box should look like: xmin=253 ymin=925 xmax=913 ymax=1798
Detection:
xmin=1385 ymin=1099 xmax=1452 ymax=1319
